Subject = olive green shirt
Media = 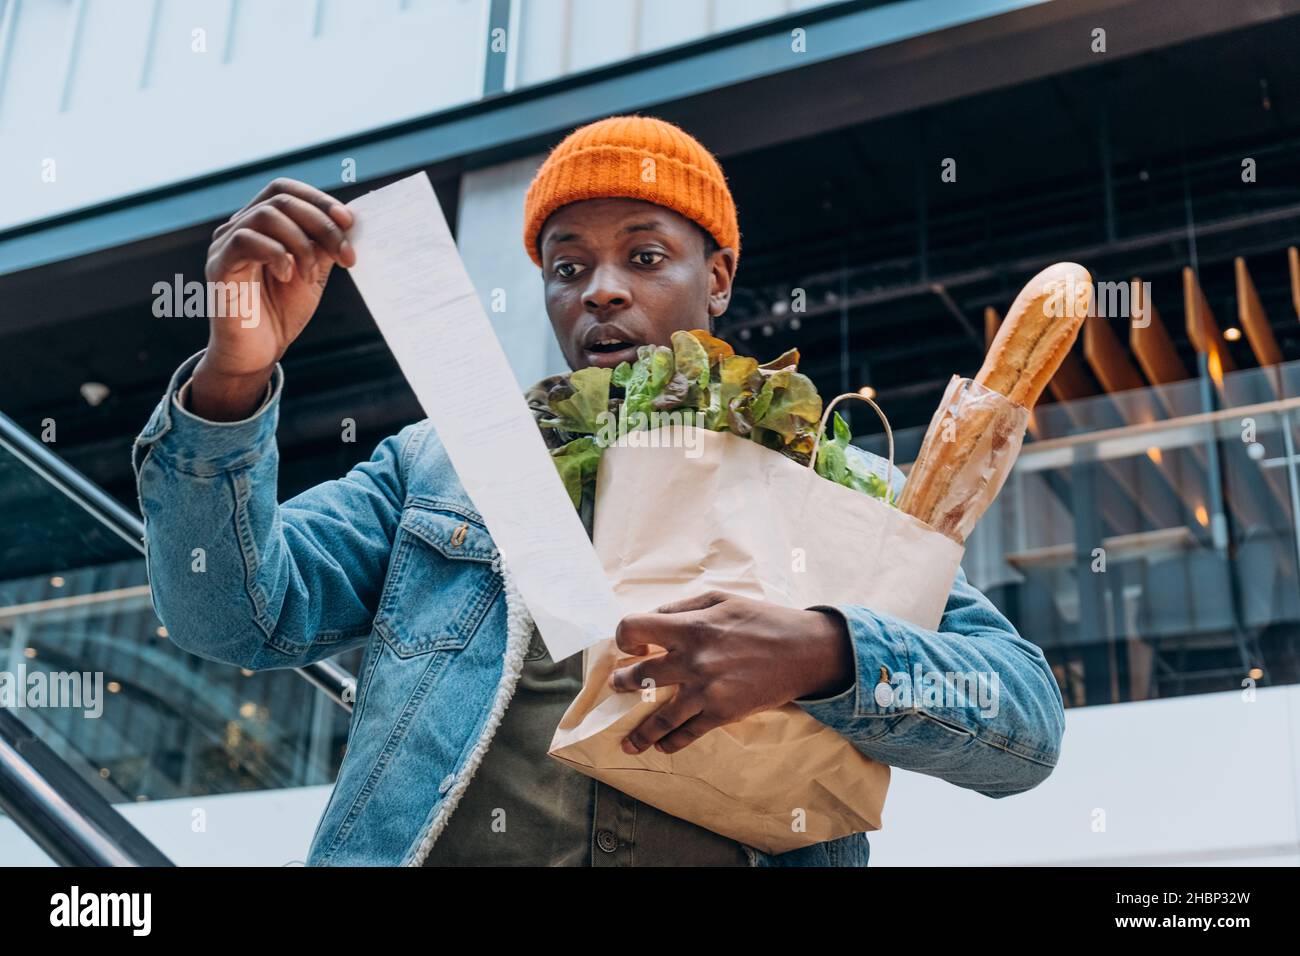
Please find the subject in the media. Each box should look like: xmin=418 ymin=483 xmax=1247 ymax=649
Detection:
xmin=420 ymin=376 xmax=753 ymax=866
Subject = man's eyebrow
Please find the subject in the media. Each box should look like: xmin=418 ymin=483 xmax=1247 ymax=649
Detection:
xmin=544 ymin=220 xmax=668 ymax=247
xmin=618 ymin=220 xmax=668 ymax=237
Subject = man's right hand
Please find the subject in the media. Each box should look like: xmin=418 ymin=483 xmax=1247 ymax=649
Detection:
xmin=190 ymin=178 xmax=357 ymax=421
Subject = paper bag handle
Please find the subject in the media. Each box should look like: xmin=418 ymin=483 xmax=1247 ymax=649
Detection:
xmin=808 ymin=392 xmax=895 ymax=498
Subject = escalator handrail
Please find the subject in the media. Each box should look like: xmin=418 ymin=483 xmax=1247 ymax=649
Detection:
xmin=0 ymin=410 xmax=355 ymax=711
xmin=0 ymin=411 xmax=147 ymax=553
xmin=0 ymin=707 xmax=174 ymax=866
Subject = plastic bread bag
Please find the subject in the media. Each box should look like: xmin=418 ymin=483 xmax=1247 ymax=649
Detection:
xmin=896 ymin=375 xmax=1030 ymax=545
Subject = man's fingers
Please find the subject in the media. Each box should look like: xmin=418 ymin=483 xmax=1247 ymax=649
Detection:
xmin=230 ymin=206 xmax=320 ymax=282
xmin=614 ymin=612 xmax=686 ymax=656
xmin=623 ymin=694 xmax=701 ymax=755
xmin=657 ymin=714 xmax=723 ymax=754
xmin=608 ymin=653 xmax=686 ymax=695
xmin=216 ymin=195 xmax=355 ymax=281
xmin=215 ymin=178 xmax=354 ymax=243
xmin=615 ymin=595 xmax=729 ymax=655
xmin=653 ymin=590 xmax=730 ymax=615
xmin=264 ymin=193 xmax=355 ymax=267
xmin=210 ymin=228 xmax=293 ymax=283
xmin=246 ymin=178 xmax=351 ymax=225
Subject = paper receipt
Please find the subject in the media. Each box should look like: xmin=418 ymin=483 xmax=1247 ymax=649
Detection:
xmin=344 ymin=172 xmax=623 ymax=660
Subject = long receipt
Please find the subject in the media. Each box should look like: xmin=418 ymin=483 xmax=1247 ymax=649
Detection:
xmin=345 ymin=173 xmax=623 ymax=660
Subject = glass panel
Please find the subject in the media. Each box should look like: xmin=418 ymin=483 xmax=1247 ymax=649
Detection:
xmin=0 ymin=434 xmax=358 ymax=812
xmin=855 ymin=360 xmax=1300 ymax=708
xmin=0 ymin=447 xmax=139 ymax=580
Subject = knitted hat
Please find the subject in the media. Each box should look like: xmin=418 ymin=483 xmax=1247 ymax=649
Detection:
xmin=522 ymin=114 xmax=740 ymax=269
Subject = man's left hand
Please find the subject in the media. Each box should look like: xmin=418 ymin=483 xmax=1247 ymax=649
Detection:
xmin=608 ymin=591 xmax=854 ymax=756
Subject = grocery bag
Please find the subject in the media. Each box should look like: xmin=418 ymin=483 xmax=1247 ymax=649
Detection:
xmin=547 ymin=395 xmax=970 ymax=853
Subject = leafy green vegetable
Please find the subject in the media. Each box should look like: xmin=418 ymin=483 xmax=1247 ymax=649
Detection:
xmin=539 ymin=366 xmax=611 ymax=434
xmin=551 ymin=436 xmax=604 ymax=508
xmin=753 ymin=367 xmax=821 ymax=451
xmin=615 ymin=345 xmax=674 ymax=421
xmin=542 ymin=329 xmax=895 ymax=509
xmin=813 ymin=411 xmax=893 ymax=504
xmin=758 ymin=347 xmax=799 ymax=371
xmin=688 ymin=329 xmax=734 ymax=367
xmin=717 ymin=355 xmax=762 ymax=435
xmin=671 ymin=330 xmax=711 ymax=396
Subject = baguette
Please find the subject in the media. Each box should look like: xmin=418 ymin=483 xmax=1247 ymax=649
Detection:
xmin=976 ymin=262 xmax=1092 ymax=406
xmin=898 ymin=263 xmax=1091 ymax=535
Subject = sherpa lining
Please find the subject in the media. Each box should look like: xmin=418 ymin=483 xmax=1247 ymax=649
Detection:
xmin=404 ymin=554 xmax=533 ymax=866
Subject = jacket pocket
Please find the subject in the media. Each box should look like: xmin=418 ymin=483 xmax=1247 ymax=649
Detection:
xmin=372 ymin=500 xmax=502 ymax=659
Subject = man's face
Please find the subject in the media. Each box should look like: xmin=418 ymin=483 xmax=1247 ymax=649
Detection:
xmin=538 ymin=197 xmax=737 ymax=371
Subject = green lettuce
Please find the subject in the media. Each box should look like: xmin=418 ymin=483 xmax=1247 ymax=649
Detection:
xmin=551 ymin=435 xmax=604 ymax=508
xmin=545 ymin=329 xmax=894 ymax=508
xmin=813 ymin=411 xmax=893 ymax=503
xmin=538 ymin=366 xmax=611 ymax=435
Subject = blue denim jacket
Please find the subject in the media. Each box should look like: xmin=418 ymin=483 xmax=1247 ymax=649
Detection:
xmin=132 ymin=350 xmax=1065 ymax=866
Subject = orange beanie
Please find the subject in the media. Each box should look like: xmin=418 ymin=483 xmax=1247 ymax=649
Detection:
xmin=522 ymin=114 xmax=740 ymax=269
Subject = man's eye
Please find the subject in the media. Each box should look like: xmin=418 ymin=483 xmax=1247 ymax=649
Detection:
xmin=634 ymin=251 xmax=665 ymax=266
xmin=555 ymin=262 xmax=583 ymax=279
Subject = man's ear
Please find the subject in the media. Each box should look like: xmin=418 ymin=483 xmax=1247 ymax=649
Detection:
xmin=706 ymin=246 xmax=735 ymax=330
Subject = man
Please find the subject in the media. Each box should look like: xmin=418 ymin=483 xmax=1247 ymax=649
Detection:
xmin=133 ymin=115 xmax=1065 ymax=867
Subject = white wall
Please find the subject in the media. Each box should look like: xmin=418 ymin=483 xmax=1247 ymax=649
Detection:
xmin=504 ymin=0 xmax=844 ymax=88
xmin=0 ymin=783 xmax=332 ymax=866
xmin=869 ymin=683 xmax=1300 ymax=866
xmin=0 ymin=0 xmax=855 ymax=232
xmin=0 ymin=0 xmax=491 ymax=230
xmin=457 ymin=151 xmax=568 ymax=388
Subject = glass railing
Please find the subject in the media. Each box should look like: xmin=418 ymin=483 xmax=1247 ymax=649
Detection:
xmin=856 ymin=360 xmax=1300 ymax=707
xmin=0 ymin=561 xmax=357 ymax=802
xmin=0 ymin=413 xmax=360 ymax=841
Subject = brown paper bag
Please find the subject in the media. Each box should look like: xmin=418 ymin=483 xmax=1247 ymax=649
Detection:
xmin=547 ymin=411 xmax=967 ymax=854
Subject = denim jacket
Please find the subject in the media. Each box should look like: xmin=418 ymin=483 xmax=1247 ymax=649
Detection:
xmin=132 ymin=350 xmax=1066 ymax=866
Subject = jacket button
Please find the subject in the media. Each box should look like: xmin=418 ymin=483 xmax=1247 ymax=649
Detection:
xmin=438 ymin=774 xmax=455 ymax=795
xmin=450 ymin=523 xmax=468 ymax=547
xmin=596 ymin=829 xmax=619 ymax=853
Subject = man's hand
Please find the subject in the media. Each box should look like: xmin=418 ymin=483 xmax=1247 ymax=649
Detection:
xmin=608 ymin=591 xmax=854 ymax=756
xmin=191 ymin=178 xmax=357 ymax=420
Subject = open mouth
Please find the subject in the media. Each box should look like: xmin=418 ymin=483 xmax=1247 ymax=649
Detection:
xmin=582 ymin=337 xmax=641 ymax=368
xmin=588 ymin=339 xmax=635 ymax=354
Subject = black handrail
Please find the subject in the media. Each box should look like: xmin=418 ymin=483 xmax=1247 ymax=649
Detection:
xmin=0 ymin=410 xmax=355 ymax=711
xmin=0 ymin=708 xmax=174 ymax=866
xmin=298 ymin=658 xmax=357 ymax=713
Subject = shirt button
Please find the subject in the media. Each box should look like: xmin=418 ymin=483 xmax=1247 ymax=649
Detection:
xmin=596 ymin=829 xmax=619 ymax=853
xmin=438 ymin=774 xmax=455 ymax=795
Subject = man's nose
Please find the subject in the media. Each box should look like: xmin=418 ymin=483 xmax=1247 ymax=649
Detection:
xmin=582 ymin=264 xmax=630 ymax=311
